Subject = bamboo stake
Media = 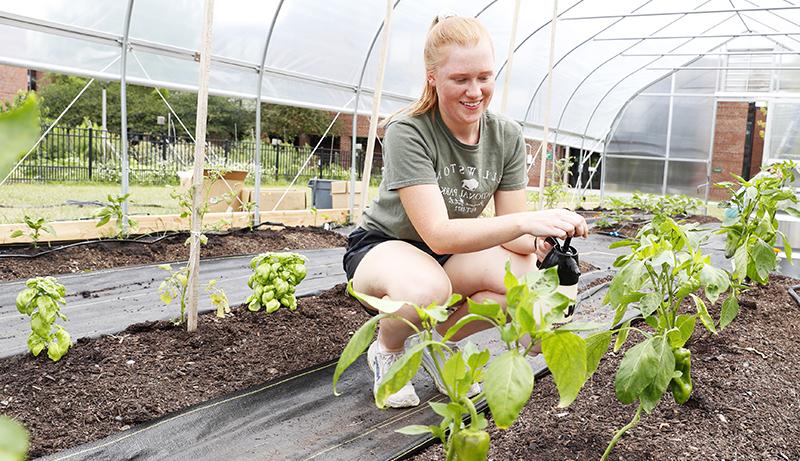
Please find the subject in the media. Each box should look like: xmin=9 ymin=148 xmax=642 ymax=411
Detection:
xmin=359 ymin=0 xmax=394 ymax=213
xmin=186 ymin=0 xmax=215 ymax=333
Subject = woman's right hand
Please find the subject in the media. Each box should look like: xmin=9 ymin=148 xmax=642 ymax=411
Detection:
xmin=520 ymin=209 xmax=588 ymax=239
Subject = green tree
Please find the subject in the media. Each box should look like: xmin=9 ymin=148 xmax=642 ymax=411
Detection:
xmin=260 ymin=103 xmax=340 ymax=143
xmin=38 ymin=75 xmax=254 ymax=139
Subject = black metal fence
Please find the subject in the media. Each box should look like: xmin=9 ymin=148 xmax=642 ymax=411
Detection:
xmin=7 ymin=126 xmax=383 ymax=184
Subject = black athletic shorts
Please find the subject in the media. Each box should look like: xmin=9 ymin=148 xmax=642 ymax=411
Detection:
xmin=343 ymin=226 xmax=453 ymax=282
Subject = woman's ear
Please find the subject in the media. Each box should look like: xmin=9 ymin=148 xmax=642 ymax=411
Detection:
xmin=427 ymin=72 xmax=436 ymax=87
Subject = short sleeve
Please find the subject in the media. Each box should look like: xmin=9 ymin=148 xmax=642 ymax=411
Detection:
xmin=497 ymin=124 xmax=528 ymax=191
xmin=382 ymin=120 xmax=439 ymax=191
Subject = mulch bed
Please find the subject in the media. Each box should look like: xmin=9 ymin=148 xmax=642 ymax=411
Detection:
xmin=411 ymin=275 xmax=800 ymax=460
xmin=0 ymin=284 xmax=368 ymax=458
xmin=0 ymin=226 xmax=346 ymax=281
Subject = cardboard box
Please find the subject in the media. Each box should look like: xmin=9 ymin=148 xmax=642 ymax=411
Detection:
xmin=178 ymin=169 xmax=248 ymax=212
xmin=332 ymin=193 xmax=361 ymax=209
xmin=331 ymin=180 xmax=362 ymax=194
xmin=243 ymin=187 xmax=307 ymax=211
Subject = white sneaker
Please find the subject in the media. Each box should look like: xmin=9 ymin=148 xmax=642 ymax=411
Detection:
xmin=367 ymin=340 xmax=420 ymax=408
xmin=420 ymin=338 xmax=482 ymax=398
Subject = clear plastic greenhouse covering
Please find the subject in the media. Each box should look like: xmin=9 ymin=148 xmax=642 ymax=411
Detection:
xmin=1 ymin=0 xmax=799 ymax=150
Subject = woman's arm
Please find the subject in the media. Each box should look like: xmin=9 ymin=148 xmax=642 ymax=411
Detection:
xmin=399 ymin=185 xmax=586 ymax=255
xmin=493 ymin=189 xmax=544 ymax=257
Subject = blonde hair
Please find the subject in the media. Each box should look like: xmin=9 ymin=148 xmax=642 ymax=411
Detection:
xmin=382 ymin=16 xmax=493 ymax=125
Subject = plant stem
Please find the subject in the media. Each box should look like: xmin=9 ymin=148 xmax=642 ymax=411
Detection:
xmin=601 ymin=403 xmax=643 ymax=461
xmin=461 ymin=395 xmax=480 ymax=430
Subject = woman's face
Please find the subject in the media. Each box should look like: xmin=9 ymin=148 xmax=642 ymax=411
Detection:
xmin=430 ymin=40 xmax=495 ymax=134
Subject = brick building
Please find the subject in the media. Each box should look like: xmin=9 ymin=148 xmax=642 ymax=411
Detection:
xmin=0 ymin=65 xmax=37 ymax=102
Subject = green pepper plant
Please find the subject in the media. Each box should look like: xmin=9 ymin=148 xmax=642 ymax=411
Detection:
xmin=15 ymin=276 xmax=72 ymax=361
xmin=10 ymin=215 xmax=55 ymax=248
xmin=0 ymin=415 xmax=28 ymax=461
xmin=333 ymin=263 xmax=609 ymax=461
xmin=94 ymin=193 xmax=137 ymax=238
xmin=715 ymin=160 xmax=800 ymax=285
xmin=245 ymin=252 xmax=307 ymax=313
xmin=601 ymin=215 xmax=738 ymax=459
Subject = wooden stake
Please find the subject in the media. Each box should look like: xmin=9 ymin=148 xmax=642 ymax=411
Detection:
xmin=186 ymin=0 xmax=215 ymax=333
xmin=359 ymin=0 xmax=394 ymax=211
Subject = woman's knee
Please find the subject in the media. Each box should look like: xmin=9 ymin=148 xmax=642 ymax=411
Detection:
xmin=387 ymin=275 xmax=452 ymax=308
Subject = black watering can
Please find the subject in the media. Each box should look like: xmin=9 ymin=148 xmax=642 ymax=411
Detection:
xmin=539 ymin=236 xmax=581 ymax=316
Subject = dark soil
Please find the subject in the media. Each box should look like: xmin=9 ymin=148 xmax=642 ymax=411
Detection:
xmin=0 ymin=284 xmax=368 ymax=458
xmin=0 ymin=226 xmax=346 ymax=281
xmin=592 ymin=214 xmax=721 ymax=239
xmin=411 ymin=275 xmax=800 ymax=461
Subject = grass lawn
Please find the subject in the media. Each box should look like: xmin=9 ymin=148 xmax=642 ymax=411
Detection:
xmin=0 ymin=181 xmax=381 ymax=224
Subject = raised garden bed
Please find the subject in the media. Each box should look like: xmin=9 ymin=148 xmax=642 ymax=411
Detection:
xmin=410 ymin=275 xmax=800 ymax=460
xmin=0 ymin=226 xmax=346 ymax=281
xmin=0 ymin=284 xmax=367 ymax=458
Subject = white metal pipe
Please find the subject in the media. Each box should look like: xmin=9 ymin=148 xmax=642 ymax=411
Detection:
xmin=662 ymin=74 xmax=676 ymax=195
xmin=538 ymin=0 xmax=559 ymax=210
xmin=499 ymin=0 xmax=521 ymax=114
xmin=120 ymin=0 xmax=134 ymax=232
xmin=596 ymin=32 xmax=800 ymax=41
xmin=648 ymin=66 xmax=800 ymax=70
xmin=561 ymin=5 xmax=800 ymax=21
xmin=254 ymin=0 xmax=285 ymax=227
xmin=623 ymin=51 xmax=800 ymax=56
xmin=186 ymin=0 xmax=215 ymax=333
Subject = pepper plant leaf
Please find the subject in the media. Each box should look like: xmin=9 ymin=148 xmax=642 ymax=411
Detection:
xmin=541 ymin=331 xmax=588 ymax=407
xmin=614 ymin=338 xmax=659 ymax=405
xmin=376 ymin=341 xmax=430 ymax=408
xmin=719 ymin=294 xmax=740 ymax=330
xmin=639 ymin=337 xmax=676 ymax=413
xmin=346 ymin=281 xmax=408 ymax=314
xmin=484 ymin=350 xmax=533 ymax=429
xmin=585 ymin=331 xmax=612 ymax=378
xmin=332 ymin=314 xmax=383 ymax=396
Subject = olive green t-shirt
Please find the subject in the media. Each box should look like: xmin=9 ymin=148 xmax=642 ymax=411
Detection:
xmin=360 ymin=109 xmax=528 ymax=242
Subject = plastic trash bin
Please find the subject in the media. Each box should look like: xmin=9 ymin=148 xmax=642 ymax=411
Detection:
xmin=307 ymin=178 xmax=332 ymax=209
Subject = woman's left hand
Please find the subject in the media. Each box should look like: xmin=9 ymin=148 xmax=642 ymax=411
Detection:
xmin=534 ymin=237 xmax=553 ymax=263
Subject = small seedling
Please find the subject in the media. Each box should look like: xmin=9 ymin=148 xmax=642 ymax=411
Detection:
xmin=15 ymin=276 xmax=72 ymax=361
xmin=206 ymin=279 xmax=230 ymax=318
xmin=94 ymin=194 xmax=137 ymax=238
xmin=10 ymin=215 xmax=55 ymax=248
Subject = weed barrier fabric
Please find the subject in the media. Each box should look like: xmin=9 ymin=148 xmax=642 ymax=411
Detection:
xmin=0 ymin=248 xmax=346 ymax=358
xmin=38 ymin=275 xmax=624 ymax=461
